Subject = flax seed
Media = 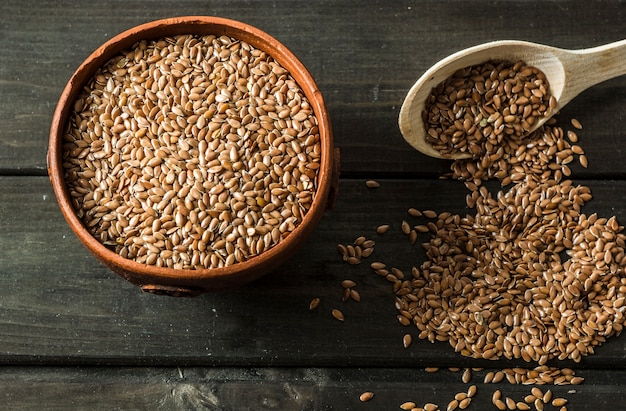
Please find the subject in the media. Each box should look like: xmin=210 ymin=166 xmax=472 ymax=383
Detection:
xmin=359 ymin=391 xmax=374 ymax=402
xmin=376 ymin=224 xmax=390 ymax=234
xmin=331 ymin=309 xmax=344 ymax=321
xmin=309 ymin=297 xmax=320 ymax=310
xmin=400 ymin=401 xmax=416 ymax=410
xmin=402 ymin=333 xmax=412 ymax=348
xmin=461 ymin=368 xmax=472 ymax=383
xmin=466 ymin=385 xmax=477 ymax=398
xmin=458 ymin=398 xmax=471 ymax=409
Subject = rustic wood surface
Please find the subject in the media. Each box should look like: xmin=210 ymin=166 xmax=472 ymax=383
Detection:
xmin=1 ymin=0 xmax=626 ymax=409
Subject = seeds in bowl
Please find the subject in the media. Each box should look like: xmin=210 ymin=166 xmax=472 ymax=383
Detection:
xmin=423 ymin=60 xmax=555 ymax=159
xmin=62 ymin=34 xmax=322 ymax=270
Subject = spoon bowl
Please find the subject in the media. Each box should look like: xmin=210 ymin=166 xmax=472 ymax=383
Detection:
xmin=399 ymin=39 xmax=626 ymax=159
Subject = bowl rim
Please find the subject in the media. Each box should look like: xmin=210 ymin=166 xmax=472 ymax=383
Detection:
xmin=47 ymin=16 xmax=334 ymax=283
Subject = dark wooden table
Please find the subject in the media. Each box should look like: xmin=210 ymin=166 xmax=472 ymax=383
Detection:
xmin=2 ymin=1 xmax=626 ymax=409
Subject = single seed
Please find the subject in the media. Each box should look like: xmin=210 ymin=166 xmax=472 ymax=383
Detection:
xmin=467 ymin=385 xmax=477 ymax=398
xmin=309 ymin=297 xmax=320 ymax=310
xmin=494 ymin=399 xmax=506 ymax=411
xmin=341 ymin=279 xmax=356 ymax=288
xmin=376 ymin=224 xmax=390 ymax=234
xmin=447 ymin=399 xmax=459 ymax=411
xmin=366 ymin=180 xmax=380 ymax=188
xmin=458 ymin=398 xmax=471 ymax=409
xmin=462 ymin=368 xmax=472 ymax=383
xmin=400 ymin=401 xmax=416 ymax=410
xmin=401 ymin=220 xmax=411 ymax=234
xmin=359 ymin=391 xmax=374 ymax=402
xmin=331 ymin=309 xmax=344 ymax=321
xmin=403 ymin=333 xmax=412 ymax=348
xmin=454 ymin=392 xmax=467 ymax=402
xmin=505 ymin=396 xmax=516 ymax=410
xmin=408 ymin=208 xmax=423 ymax=217
xmin=569 ymin=377 xmax=584 ymax=385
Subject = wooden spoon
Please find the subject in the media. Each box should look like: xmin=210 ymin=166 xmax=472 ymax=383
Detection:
xmin=398 ymin=39 xmax=626 ymax=159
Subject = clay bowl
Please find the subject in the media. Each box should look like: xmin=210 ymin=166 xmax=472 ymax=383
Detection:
xmin=48 ymin=16 xmax=337 ymax=296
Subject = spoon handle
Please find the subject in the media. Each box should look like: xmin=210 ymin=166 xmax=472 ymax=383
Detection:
xmin=560 ymin=39 xmax=626 ymax=106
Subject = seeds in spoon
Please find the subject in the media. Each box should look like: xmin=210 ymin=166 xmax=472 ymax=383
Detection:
xmin=423 ymin=59 xmax=553 ymax=158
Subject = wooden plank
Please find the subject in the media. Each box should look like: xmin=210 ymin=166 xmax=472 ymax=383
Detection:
xmin=1 ymin=1 xmax=626 ymax=175
xmin=1 ymin=176 xmax=626 ymax=369
xmin=0 ymin=366 xmax=623 ymax=410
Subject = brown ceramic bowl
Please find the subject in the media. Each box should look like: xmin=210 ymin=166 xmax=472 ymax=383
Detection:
xmin=48 ymin=16 xmax=337 ymax=296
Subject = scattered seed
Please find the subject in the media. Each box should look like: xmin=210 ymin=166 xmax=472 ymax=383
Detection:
xmin=359 ymin=391 xmax=374 ymax=402
xmin=462 ymin=368 xmax=472 ymax=383
xmin=408 ymin=208 xmax=423 ymax=217
xmin=376 ymin=224 xmax=390 ymax=234
xmin=370 ymin=262 xmax=386 ymax=270
xmin=400 ymin=401 xmax=416 ymax=410
xmin=341 ymin=279 xmax=356 ymax=288
xmin=494 ymin=399 xmax=507 ymax=411
xmin=505 ymin=396 xmax=516 ymax=410
xmin=571 ymin=118 xmax=583 ymax=129
xmin=309 ymin=297 xmax=320 ymax=310
xmin=346 ymin=256 xmax=361 ymax=265
xmin=467 ymin=385 xmax=477 ymax=398
xmin=542 ymin=390 xmax=552 ymax=404
xmin=402 ymin=333 xmax=412 ymax=348
xmin=401 ymin=220 xmax=411 ymax=234
xmin=331 ymin=309 xmax=344 ymax=321
xmin=366 ymin=180 xmax=380 ymax=188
